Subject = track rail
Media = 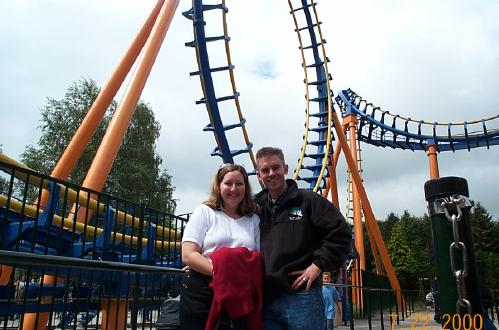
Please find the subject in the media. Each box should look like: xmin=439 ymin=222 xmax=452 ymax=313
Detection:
xmin=287 ymin=0 xmax=335 ymax=191
xmin=185 ymin=0 xmax=337 ymax=191
xmin=337 ymin=89 xmax=499 ymax=152
xmin=183 ymin=1 xmax=257 ymax=171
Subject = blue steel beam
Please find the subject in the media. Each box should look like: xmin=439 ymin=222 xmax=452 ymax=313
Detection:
xmin=337 ymin=89 xmax=499 ymax=152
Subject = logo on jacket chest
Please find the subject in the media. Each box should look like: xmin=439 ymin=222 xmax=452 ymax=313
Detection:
xmin=288 ymin=207 xmax=303 ymax=222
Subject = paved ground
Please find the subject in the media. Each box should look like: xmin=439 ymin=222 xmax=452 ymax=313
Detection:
xmin=335 ymin=312 xmax=499 ymax=330
xmin=336 ymin=316 xmax=441 ymax=330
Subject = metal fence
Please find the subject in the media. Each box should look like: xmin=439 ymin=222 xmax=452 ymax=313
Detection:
xmin=0 ymin=159 xmax=187 ymax=329
xmin=2 ymin=159 xmax=497 ymax=329
xmin=332 ymin=284 xmax=499 ymax=329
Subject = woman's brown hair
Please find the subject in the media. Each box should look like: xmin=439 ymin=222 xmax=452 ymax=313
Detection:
xmin=203 ymin=164 xmax=255 ymax=216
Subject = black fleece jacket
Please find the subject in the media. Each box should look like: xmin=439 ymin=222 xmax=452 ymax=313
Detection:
xmin=255 ymin=179 xmax=351 ymax=298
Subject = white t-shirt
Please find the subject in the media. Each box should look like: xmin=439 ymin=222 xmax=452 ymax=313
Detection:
xmin=182 ymin=204 xmax=260 ymax=257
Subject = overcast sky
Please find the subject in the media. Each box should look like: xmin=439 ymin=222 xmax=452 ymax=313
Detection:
xmin=1 ymin=1 xmax=498 ymax=219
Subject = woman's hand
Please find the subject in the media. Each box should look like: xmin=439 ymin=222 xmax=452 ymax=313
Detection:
xmin=182 ymin=242 xmax=214 ymax=276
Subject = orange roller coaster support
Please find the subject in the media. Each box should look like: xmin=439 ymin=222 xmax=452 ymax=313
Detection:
xmin=346 ymin=114 xmax=366 ymax=271
xmin=20 ymin=1 xmax=178 ymax=329
xmin=321 ymin=130 xmax=383 ymax=276
xmin=0 ymin=265 xmax=12 ymax=284
xmin=86 ymin=1 xmax=179 ymax=329
xmin=427 ymin=143 xmax=440 ymax=179
xmin=322 ymin=138 xmax=342 ymax=208
xmin=82 ymin=0 xmax=179 ymax=194
xmin=21 ymin=0 xmax=164 ymax=320
xmin=101 ymin=299 xmax=128 ymax=330
xmin=331 ymin=110 xmax=404 ymax=309
xmin=48 ymin=0 xmax=165 ymax=185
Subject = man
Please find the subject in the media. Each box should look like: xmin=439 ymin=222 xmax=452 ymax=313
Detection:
xmin=254 ymin=147 xmax=351 ymax=329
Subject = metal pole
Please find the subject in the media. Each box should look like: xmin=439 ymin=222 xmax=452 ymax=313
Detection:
xmin=349 ymin=282 xmax=354 ymax=330
xmin=379 ymin=288 xmax=384 ymax=330
xmin=366 ymin=288 xmax=372 ymax=330
xmin=424 ymin=176 xmax=482 ymax=319
xmin=394 ymin=290 xmax=400 ymax=325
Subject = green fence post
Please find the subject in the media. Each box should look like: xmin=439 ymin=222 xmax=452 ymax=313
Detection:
xmin=379 ymin=288 xmax=384 ymax=330
xmin=394 ymin=290 xmax=400 ymax=325
xmin=349 ymin=283 xmax=354 ymax=330
xmin=366 ymin=288 xmax=372 ymax=330
xmin=494 ymin=290 xmax=499 ymax=322
xmin=424 ymin=177 xmax=482 ymax=320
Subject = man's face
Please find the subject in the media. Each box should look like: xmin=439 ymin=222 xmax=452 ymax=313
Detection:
xmin=323 ymin=274 xmax=331 ymax=283
xmin=256 ymin=155 xmax=288 ymax=197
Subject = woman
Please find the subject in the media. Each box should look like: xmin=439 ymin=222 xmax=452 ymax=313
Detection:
xmin=179 ymin=164 xmax=260 ymax=329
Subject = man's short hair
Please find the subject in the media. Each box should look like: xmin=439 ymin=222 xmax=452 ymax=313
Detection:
xmin=255 ymin=147 xmax=285 ymax=163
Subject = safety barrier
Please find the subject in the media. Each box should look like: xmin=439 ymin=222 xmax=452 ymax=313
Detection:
xmin=0 ymin=159 xmax=187 ymax=329
xmin=331 ymin=283 xmax=499 ymax=330
xmin=0 ymin=250 xmax=184 ymax=329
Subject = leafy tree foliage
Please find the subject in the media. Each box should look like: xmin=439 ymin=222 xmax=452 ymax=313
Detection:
xmin=364 ymin=211 xmax=433 ymax=289
xmin=21 ymin=78 xmax=176 ymax=213
xmin=387 ymin=219 xmax=419 ymax=289
xmin=470 ymin=202 xmax=499 ymax=288
xmin=0 ymin=177 xmax=8 ymax=193
xmin=379 ymin=212 xmax=399 ymax=242
xmin=471 ymin=202 xmax=497 ymax=252
xmin=366 ymin=203 xmax=498 ymax=290
xmin=21 ymin=79 xmax=107 ymax=185
xmin=400 ymin=211 xmax=433 ymax=280
xmin=105 ymin=101 xmax=176 ymax=212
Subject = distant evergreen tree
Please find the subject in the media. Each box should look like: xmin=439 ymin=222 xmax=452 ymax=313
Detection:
xmin=470 ymin=202 xmax=499 ymax=288
xmin=382 ymin=212 xmax=399 ymax=241
xmin=387 ymin=220 xmax=419 ymax=289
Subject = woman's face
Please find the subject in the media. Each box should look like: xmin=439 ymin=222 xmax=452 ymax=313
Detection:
xmin=220 ymin=170 xmax=246 ymax=211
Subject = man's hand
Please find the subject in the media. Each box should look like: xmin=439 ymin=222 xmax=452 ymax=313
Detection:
xmin=289 ymin=263 xmax=321 ymax=291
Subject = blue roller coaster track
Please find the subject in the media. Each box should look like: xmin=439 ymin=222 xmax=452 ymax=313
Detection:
xmin=183 ymin=0 xmax=336 ymax=191
xmin=337 ymin=89 xmax=499 ymax=152
xmin=184 ymin=0 xmax=499 ymax=189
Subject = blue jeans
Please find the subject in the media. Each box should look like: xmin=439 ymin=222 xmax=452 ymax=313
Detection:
xmin=263 ymin=286 xmax=325 ymax=330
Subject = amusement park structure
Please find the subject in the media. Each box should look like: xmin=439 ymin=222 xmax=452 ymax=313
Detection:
xmin=182 ymin=0 xmax=499 ymax=307
xmin=1 ymin=0 xmax=498 ymax=328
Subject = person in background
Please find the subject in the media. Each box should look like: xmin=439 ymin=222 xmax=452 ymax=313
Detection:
xmin=425 ymin=291 xmax=434 ymax=310
xmin=254 ymin=147 xmax=351 ymax=330
xmin=322 ymin=272 xmax=339 ymax=330
xmin=180 ymin=164 xmax=261 ymax=330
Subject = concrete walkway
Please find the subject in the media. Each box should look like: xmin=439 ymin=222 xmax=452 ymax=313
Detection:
xmin=335 ymin=313 xmax=499 ymax=330
xmin=336 ymin=316 xmax=441 ymax=330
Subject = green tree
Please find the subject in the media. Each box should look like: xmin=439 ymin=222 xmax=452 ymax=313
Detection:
xmin=21 ymin=78 xmax=176 ymax=213
xmin=471 ymin=202 xmax=496 ymax=252
xmin=491 ymin=221 xmax=499 ymax=253
xmin=400 ymin=211 xmax=433 ymax=279
xmin=379 ymin=212 xmax=399 ymax=243
xmin=0 ymin=177 xmax=8 ymax=193
xmin=470 ymin=202 xmax=499 ymax=288
xmin=387 ymin=220 xmax=419 ymax=289
xmin=106 ymin=102 xmax=176 ymax=212
xmin=21 ymin=79 xmax=107 ymax=185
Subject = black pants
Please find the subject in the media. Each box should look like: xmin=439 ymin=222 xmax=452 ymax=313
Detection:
xmin=179 ymin=270 xmax=247 ymax=330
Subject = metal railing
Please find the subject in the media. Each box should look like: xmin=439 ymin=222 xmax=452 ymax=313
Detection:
xmin=0 ymin=159 xmax=187 ymax=329
xmin=329 ymin=283 xmax=499 ymax=330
